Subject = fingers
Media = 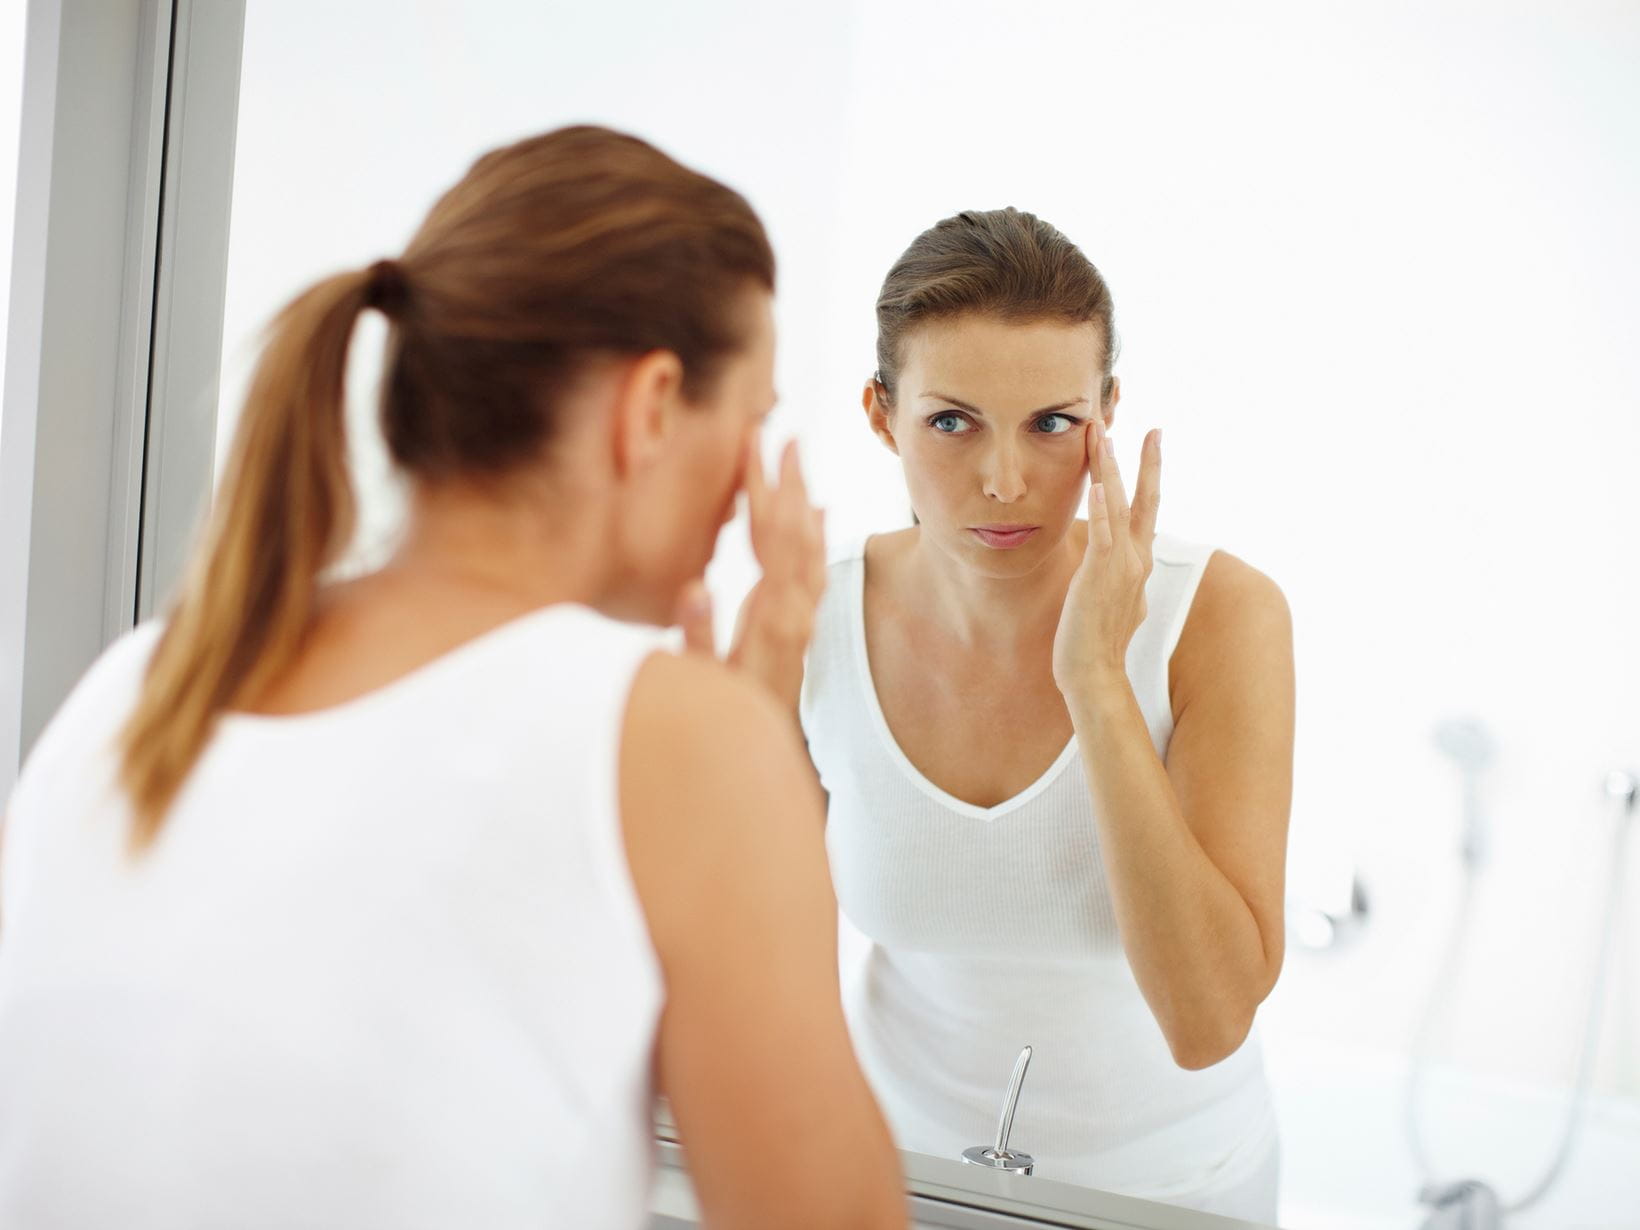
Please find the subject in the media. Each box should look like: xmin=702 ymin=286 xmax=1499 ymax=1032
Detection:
xmin=781 ymin=444 xmax=826 ymax=596
xmin=780 ymin=436 xmax=806 ymax=498
xmin=1083 ymin=421 xmax=1110 ymax=551
xmin=754 ymin=439 xmax=814 ymax=570
xmin=676 ymin=579 xmax=716 ymax=656
xmin=1131 ymin=428 xmax=1162 ymax=550
xmin=742 ymin=434 xmax=828 ymax=615
xmin=781 ymin=439 xmax=817 ymax=534
xmin=1092 ymin=417 xmax=1132 ymax=532
xmin=777 ymin=440 xmax=809 ymax=574
xmin=745 ymin=433 xmax=794 ymax=566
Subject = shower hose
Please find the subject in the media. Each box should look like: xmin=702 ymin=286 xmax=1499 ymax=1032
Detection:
xmin=1404 ymin=772 xmax=1636 ymax=1215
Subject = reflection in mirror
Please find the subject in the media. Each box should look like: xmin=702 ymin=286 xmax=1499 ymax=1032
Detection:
xmin=210 ymin=3 xmax=1640 ymax=1227
xmin=799 ymin=206 xmax=1291 ymax=1222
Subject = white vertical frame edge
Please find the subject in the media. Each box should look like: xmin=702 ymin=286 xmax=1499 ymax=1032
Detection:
xmin=137 ymin=0 xmax=245 ymax=623
xmin=0 ymin=0 xmax=245 ymax=801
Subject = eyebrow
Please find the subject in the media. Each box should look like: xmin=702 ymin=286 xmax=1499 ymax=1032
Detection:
xmin=920 ymin=392 xmax=1090 ymax=416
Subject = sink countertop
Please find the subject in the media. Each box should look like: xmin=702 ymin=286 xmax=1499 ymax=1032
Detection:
xmin=651 ymin=1098 xmax=1281 ymax=1230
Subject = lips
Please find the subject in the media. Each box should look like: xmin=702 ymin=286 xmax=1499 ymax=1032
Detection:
xmin=970 ymin=525 xmax=1039 ymax=549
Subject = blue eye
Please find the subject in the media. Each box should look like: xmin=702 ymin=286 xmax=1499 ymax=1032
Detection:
xmin=929 ymin=412 xmax=969 ymax=434
xmin=1036 ymin=414 xmax=1079 ymax=435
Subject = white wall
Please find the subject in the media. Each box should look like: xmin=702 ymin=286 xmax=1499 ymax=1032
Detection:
xmin=217 ymin=0 xmax=857 ymax=584
xmin=215 ymin=0 xmax=1640 ymax=1117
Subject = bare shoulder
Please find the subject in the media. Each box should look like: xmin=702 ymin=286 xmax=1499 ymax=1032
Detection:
xmin=1170 ymin=550 xmax=1293 ymax=710
xmin=1192 ymin=550 xmax=1290 ymax=625
xmin=622 ymin=650 xmax=806 ymax=798
xmin=860 ymin=526 xmax=919 ymax=613
xmin=618 ymin=649 xmax=826 ymax=921
xmin=862 ymin=525 xmax=917 ymax=572
xmin=627 ymin=645 xmax=781 ymax=728
xmin=871 ymin=525 xmax=918 ymax=553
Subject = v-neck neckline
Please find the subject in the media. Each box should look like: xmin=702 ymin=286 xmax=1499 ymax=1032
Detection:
xmin=849 ymin=537 xmax=1078 ymax=822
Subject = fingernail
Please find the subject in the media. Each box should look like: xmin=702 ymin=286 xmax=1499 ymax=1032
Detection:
xmin=1094 ymin=483 xmax=1105 ymax=505
xmin=1103 ymin=435 xmax=1115 ymax=457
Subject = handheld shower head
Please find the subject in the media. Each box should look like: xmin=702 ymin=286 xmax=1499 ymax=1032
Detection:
xmin=1604 ymin=769 xmax=1637 ymax=814
xmin=1433 ymin=717 xmax=1496 ymax=867
xmin=1433 ymin=718 xmax=1497 ymax=772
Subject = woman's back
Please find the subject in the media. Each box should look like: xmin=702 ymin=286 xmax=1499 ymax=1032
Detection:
xmin=0 ymin=122 xmax=906 ymax=1230
xmin=0 ymin=604 xmax=666 ymax=1229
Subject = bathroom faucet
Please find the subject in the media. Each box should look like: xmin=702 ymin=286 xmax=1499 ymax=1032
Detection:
xmin=962 ymin=1045 xmax=1035 ymax=1176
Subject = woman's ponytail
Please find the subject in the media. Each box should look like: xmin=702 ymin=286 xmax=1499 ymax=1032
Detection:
xmin=118 ymin=265 xmax=378 ymax=849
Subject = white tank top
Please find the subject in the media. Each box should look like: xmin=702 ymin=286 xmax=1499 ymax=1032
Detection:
xmin=0 ymin=605 xmax=666 ymax=1229
xmin=800 ymin=531 xmax=1279 ymax=1216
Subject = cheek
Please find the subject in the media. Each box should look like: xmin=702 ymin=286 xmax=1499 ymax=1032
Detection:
xmin=901 ymin=431 xmax=965 ymax=480
xmin=1045 ymin=444 xmax=1091 ymax=508
xmin=1046 ymin=439 xmax=1090 ymax=477
xmin=653 ymin=426 xmax=732 ymax=547
xmin=899 ymin=443 xmax=963 ymax=513
xmin=692 ymin=426 xmax=744 ymax=527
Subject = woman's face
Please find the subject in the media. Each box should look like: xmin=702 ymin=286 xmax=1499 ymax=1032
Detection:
xmin=868 ymin=313 xmax=1113 ymax=577
xmin=628 ymin=288 xmax=778 ymax=616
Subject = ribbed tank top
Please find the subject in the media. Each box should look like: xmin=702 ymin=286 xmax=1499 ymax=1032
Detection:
xmin=0 ymin=605 xmax=666 ymax=1229
xmin=800 ymin=531 xmax=1279 ymax=1216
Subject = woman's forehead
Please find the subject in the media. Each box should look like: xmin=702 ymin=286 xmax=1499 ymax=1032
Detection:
xmin=899 ymin=315 xmax=1103 ymax=403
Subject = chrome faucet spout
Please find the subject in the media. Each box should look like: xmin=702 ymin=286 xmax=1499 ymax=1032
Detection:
xmin=993 ymin=1044 xmax=1032 ymax=1156
xmin=962 ymin=1045 xmax=1036 ymax=1176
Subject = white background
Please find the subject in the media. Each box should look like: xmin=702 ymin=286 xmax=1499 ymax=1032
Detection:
xmin=204 ymin=0 xmax=1640 ymax=1223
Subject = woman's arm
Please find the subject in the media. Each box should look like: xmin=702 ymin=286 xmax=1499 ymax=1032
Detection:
xmin=730 ymin=591 xmax=831 ymax=822
xmin=1067 ymin=552 xmax=1294 ymax=1069
xmin=620 ymin=650 xmax=902 ymax=1228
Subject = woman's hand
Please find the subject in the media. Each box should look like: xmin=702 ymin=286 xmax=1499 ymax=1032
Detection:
xmin=674 ymin=429 xmax=827 ymax=710
xmin=1051 ymin=419 xmax=1162 ymax=699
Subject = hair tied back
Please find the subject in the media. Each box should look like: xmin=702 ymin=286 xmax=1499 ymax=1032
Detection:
xmin=364 ymin=258 xmax=409 ymax=317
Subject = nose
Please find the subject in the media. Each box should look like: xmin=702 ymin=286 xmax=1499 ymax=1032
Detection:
xmin=982 ymin=441 xmax=1026 ymax=503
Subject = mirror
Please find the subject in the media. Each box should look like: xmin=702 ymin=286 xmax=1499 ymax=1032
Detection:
xmin=212 ymin=3 xmax=1640 ymax=1226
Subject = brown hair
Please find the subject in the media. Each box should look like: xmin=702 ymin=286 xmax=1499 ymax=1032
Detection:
xmin=118 ymin=124 xmax=774 ymax=849
xmin=873 ymin=206 xmax=1118 ymax=406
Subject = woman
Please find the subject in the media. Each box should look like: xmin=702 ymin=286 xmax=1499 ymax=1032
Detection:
xmin=0 ymin=127 xmax=904 ymax=1229
xmin=796 ymin=209 xmax=1294 ymax=1218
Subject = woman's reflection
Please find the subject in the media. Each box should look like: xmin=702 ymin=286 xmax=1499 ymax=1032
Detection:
xmin=797 ymin=208 xmax=1295 ymax=1220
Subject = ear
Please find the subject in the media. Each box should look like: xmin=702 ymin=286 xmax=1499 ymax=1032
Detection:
xmin=612 ymin=350 xmax=686 ymax=478
xmin=863 ymin=379 xmax=901 ymax=456
xmin=1102 ymin=375 xmax=1121 ymax=429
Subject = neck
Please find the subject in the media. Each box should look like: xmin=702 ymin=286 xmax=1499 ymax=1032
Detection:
xmin=903 ymin=519 xmax=1086 ymax=657
xmin=384 ymin=477 xmax=613 ymax=611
